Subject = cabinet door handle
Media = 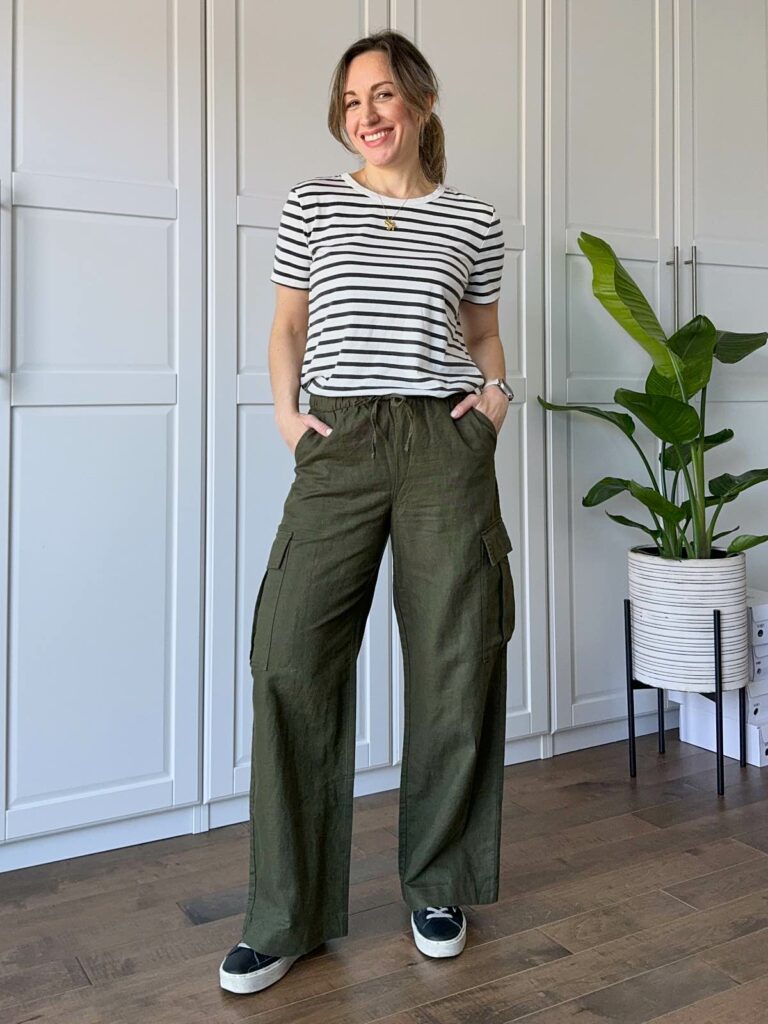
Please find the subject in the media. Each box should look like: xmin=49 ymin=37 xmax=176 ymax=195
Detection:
xmin=665 ymin=245 xmax=680 ymax=331
xmin=683 ymin=244 xmax=698 ymax=316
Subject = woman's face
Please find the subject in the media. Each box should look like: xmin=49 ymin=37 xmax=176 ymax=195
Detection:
xmin=343 ymin=50 xmax=424 ymax=172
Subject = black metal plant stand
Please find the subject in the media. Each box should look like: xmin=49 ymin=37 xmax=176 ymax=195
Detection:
xmin=624 ymin=598 xmax=748 ymax=796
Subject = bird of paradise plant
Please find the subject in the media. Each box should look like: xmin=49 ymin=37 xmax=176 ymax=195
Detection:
xmin=538 ymin=232 xmax=768 ymax=559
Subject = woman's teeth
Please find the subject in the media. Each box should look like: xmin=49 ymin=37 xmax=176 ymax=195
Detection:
xmin=362 ymin=128 xmax=393 ymax=144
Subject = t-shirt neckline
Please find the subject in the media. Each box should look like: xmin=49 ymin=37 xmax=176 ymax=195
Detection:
xmin=341 ymin=171 xmax=445 ymax=206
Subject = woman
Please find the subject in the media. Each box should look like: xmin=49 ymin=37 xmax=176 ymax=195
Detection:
xmin=220 ymin=29 xmax=515 ymax=996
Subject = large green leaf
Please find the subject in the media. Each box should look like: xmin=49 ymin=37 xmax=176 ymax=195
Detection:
xmin=605 ymin=512 xmax=661 ymax=540
xmin=626 ymin=481 xmax=687 ymax=523
xmin=583 ymin=476 xmax=686 ymax=523
xmin=712 ymin=525 xmax=740 ymax=541
xmin=645 ymin=315 xmax=719 ymax=399
xmin=709 ymin=468 xmax=768 ymax=499
xmin=536 ymin=397 xmax=636 ymax=436
xmin=714 ymin=330 xmax=768 ymax=364
xmin=726 ymin=534 xmax=768 ymax=553
xmin=661 ymin=429 xmax=734 ymax=471
xmin=614 ymin=388 xmax=701 ymax=444
xmin=583 ymin=477 xmax=633 ymax=506
xmin=577 ymin=232 xmax=680 ymax=379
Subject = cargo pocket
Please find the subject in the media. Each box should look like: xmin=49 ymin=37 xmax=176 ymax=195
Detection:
xmin=250 ymin=527 xmax=293 ymax=671
xmin=481 ymin=517 xmax=515 ymax=661
xmin=248 ymin=570 xmax=269 ymax=664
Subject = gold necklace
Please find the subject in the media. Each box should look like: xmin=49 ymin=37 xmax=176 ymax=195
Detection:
xmin=360 ymin=171 xmax=421 ymax=231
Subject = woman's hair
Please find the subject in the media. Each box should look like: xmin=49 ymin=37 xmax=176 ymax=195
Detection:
xmin=328 ymin=30 xmax=446 ymax=185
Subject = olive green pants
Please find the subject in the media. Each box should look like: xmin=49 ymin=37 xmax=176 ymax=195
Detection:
xmin=242 ymin=391 xmax=515 ymax=955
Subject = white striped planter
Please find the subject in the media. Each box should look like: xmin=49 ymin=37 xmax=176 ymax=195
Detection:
xmin=627 ymin=546 xmax=749 ymax=692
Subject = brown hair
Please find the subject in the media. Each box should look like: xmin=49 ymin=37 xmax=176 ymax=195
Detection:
xmin=327 ymin=30 xmax=446 ymax=185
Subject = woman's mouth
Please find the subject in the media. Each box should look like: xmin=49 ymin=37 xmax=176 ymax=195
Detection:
xmin=360 ymin=127 xmax=394 ymax=147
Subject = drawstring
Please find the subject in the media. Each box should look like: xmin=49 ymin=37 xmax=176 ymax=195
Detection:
xmin=368 ymin=398 xmax=381 ymax=460
xmin=368 ymin=395 xmax=414 ymax=459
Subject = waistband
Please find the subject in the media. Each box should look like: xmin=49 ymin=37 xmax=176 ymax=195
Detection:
xmin=307 ymin=391 xmax=471 ymax=460
xmin=307 ymin=391 xmax=469 ymax=411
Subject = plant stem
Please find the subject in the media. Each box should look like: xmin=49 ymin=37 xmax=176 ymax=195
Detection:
xmin=697 ymin=384 xmax=710 ymax=556
xmin=706 ymin=497 xmax=726 ymax=547
xmin=629 ymin=435 xmax=668 ymax=550
xmin=670 ymin=469 xmax=680 ymax=503
xmin=669 ymin=361 xmax=707 ymax=555
xmin=691 ymin=441 xmax=709 ymax=557
xmin=671 ymin=444 xmax=705 ymax=554
xmin=630 ymin=436 xmax=662 ymax=494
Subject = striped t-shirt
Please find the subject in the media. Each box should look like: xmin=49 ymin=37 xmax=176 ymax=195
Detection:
xmin=270 ymin=172 xmax=505 ymax=397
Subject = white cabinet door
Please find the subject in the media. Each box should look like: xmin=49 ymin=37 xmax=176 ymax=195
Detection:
xmin=548 ymin=0 xmax=768 ymax=735
xmin=0 ymin=0 xmax=205 ymax=842
xmin=389 ymin=0 xmax=549 ymax=748
xmin=205 ymin=0 xmax=395 ymax=816
xmin=676 ymin=0 xmax=768 ymax=586
xmin=547 ymin=0 xmax=676 ymax=731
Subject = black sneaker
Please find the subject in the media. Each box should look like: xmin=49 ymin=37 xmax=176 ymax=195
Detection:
xmin=411 ymin=905 xmax=467 ymax=957
xmin=219 ymin=941 xmax=301 ymax=994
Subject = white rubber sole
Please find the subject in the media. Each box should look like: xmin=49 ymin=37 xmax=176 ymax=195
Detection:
xmin=410 ymin=912 xmax=467 ymax=958
xmin=219 ymin=953 xmax=301 ymax=994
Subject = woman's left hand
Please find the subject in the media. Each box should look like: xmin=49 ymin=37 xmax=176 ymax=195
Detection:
xmin=450 ymin=387 xmax=509 ymax=434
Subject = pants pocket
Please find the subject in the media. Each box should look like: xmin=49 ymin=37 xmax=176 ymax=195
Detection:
xmin=294 ymin=426 xmax=315 ymax=462
xmin=470 ymin=405 xmax=498 ymax=444
xmin=481 ymin=517 xmax=515 ymax=661
xmin=251 ymin=527 xmax=294 ymax=671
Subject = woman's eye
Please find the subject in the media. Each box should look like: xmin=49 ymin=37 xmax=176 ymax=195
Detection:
xmin=346 ymin=92 xmax=393 ymax=110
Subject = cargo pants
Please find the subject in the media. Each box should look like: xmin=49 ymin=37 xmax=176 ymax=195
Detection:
xmin=241 ymin=390 xmax=515 ymax=956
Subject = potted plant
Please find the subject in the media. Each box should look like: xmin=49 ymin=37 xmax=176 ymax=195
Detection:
xmin=539 ymin=232 xmax=768 ymax=692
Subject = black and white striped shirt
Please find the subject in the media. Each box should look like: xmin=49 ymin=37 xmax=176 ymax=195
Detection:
xmin=270 ymin=172 xmax=505 ymax=397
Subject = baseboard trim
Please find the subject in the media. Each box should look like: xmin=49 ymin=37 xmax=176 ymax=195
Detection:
xmin=0 ymin=709 xmax=675 ymax=873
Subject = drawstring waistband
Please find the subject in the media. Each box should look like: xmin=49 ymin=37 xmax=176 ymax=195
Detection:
xmin=304 ymin=390 xmax=472 ymax=460
xmin=368 ymin=395 xmax=414 ymax=460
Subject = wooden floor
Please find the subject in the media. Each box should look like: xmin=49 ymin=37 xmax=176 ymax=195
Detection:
xmin=3 ymin=730 xmax=768 ymax=1023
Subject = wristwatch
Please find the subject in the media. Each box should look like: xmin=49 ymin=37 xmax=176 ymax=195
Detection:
xmin=481 ymin=377 xmax=514 ymax=401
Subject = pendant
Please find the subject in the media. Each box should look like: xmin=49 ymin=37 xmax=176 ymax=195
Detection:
xmin=384 ymin=217 xmax=397 ymax=231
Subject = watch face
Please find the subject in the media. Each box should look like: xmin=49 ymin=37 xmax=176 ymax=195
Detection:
xmin=484 ymin=379 xmax=514 ymax=399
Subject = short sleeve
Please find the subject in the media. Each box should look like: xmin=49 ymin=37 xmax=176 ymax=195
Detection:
xmin=462 ymin=207 xmax=505 ymax=304
xmin=270 ymin=188 xmax=311 ymax=290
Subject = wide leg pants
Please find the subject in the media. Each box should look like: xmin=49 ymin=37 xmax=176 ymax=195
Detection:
xmin=241 ymin=391 xmax=515 ymax=956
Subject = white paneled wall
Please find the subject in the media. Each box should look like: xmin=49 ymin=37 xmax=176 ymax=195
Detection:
xmin=547 ymin=0 xmax=768 ymax=746
xmin=1 ymin=0 xmax=765 ymax=872
xmin=0 ymin=0 xmax=205 ymax=864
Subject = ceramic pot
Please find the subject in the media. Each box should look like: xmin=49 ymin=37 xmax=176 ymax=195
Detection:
xmin=627 ymin=545 xmax=748 ymax=692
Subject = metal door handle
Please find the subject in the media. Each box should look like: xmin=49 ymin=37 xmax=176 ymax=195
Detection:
xmin=683 ymin=244 xmax=698 ymax=316
xmin=665 ymin=245 xmax=680 ymax=331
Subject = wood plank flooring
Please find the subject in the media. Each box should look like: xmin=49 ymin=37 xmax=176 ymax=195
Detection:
xmin=2 ymin=730 xmax=768 ymax=1023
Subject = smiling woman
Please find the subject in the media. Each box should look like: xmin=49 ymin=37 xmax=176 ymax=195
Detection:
xmin=221 ymin=28 xmax=514 ymax=997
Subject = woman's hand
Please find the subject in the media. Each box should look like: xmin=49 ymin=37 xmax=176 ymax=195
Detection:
xmin=450 ymin=387 xmax=509 ymax=434
xmin=279 ymin=412 xmax=333 ymax=455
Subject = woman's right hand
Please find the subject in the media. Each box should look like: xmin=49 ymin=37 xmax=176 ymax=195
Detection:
xmin=281 ymin=412 xmax=333 ymax=455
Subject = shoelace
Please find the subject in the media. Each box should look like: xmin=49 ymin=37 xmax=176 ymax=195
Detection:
xmin=235 ymin=941 xmax=276 ymax=965
xmin=424 ymin=905 xmax=458 ymax=921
